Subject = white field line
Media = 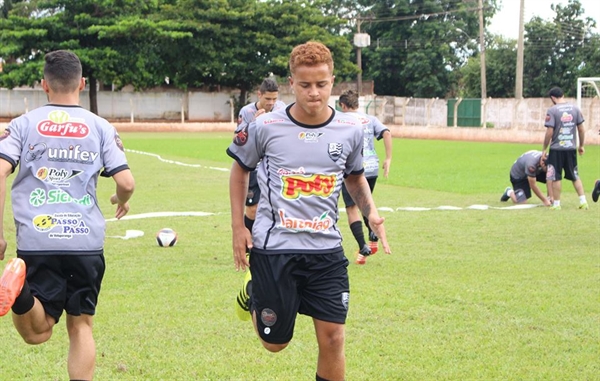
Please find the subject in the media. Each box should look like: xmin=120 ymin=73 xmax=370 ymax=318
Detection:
xmin=123 ymin=149 xmax=543 ymax=214
xmin=126 ymin=149 xmax=229 ymax=172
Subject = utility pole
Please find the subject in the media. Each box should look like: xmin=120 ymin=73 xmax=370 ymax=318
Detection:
xmin=515 ymin=0 xmax=525 ymax=99
xmin=478 ymin=0 xmax=486 ymax=99
xmin=357 ymin=19 xmax=363 ymax=96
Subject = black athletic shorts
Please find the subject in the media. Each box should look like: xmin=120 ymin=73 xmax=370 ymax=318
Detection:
xmin=249 ymin=250 xmax=350 ymax=344
xmin=510 ymin=173 xmax=546 ymax=200
xmin=341 ymin=176 xmax=377 ymax=207
xmin=246 ymin=170 xmax=260 ymax=206
xmin=18 ymin=254 xmax=106 ymax=323
xmin=546 ymin=150 xmax=579 ymax=181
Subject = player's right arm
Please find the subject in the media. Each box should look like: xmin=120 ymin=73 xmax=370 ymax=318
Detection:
xmin=229 ymin=161 xmax=251 ymax=271
xmin=528 ymin=176 xmax=550 ymax=206
xmin=110 ymin=169 xmax=135 ymax=220
xmin=0 ymin=159 xmax=13 ymax=260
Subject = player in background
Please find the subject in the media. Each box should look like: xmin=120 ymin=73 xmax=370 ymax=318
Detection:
xmin=338 ymin=89 xmax=392 ymax=265
xmin=541 ymin=87 xmax=588 ymax=210
xmin=592 ymin=180 xmax=600 ymax=203
xmin=500 ymin=150 xmax=551 ymax=206
xmin=234 ymin=78 xmax=286 ymax=321
xmin=227 ymin=41 xmax=391 ymax=381
xmin=0 ymin=50 xmax=135 ymax=381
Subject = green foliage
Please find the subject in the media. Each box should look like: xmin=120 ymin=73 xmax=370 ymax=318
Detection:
xmin=0 ymin=133 xmax=597 ymax=379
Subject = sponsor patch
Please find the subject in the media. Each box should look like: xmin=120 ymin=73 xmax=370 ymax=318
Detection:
xmin=0 ymin=129 xmax=10 ymax=141
xmin=281 ymin=174 xmax=336 ymax=199
xmin=260 ymin=308 xmax=277 ymax=327
xmin=341 ymin=292 xmax=349 ymax=310
xmin=277 ymin=209 xmax=334 ymax=233
xmin=233 ymin=124 xmax=248 ymax=146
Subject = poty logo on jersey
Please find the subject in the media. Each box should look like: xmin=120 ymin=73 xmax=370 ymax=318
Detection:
xmin=281 ymin=174 xmax=336 ymax=200
xmin=37 ymin=111 xmax=89 ymax=139
xmin=277 ymin=209 xmax=334 ymax=233
xmin=560 ymin=112 xmax=573 ymax=123
xmin=298 ymin=131 xmax=324 ymax=143
xmin=35 ymin=167 xmax=83 ymax=187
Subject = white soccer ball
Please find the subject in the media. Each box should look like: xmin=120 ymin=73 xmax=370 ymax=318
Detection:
xmin=156 ymin=228 xmax=178 ymax=247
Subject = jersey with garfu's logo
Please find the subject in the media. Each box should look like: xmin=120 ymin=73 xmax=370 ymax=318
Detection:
xmin=227 ymin=104 xmax=364 ymax=255
xmin=0 ymin=105 xmax=129 ymax=255
xmin=345 ymin=111 xmax=389 ymax=178
xmin=544 ymin=103 xmax=584 ymax=151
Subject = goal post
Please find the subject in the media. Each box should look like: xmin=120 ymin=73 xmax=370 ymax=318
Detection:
xmin=576 ymin=77 xmax=600 ymax=136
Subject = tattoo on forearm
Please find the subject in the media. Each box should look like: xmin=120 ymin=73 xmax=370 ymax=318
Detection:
xmin=353 ymin=187 xmax=372 ymax=216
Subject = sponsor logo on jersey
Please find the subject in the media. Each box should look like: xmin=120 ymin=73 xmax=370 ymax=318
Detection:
xmin=48 ymin=145 xmax=99 ymax=164
xmin=558 ymin=134 xmax=574 ymax=141
xmin=29 ymin=188 xmax=92 ymax=207
xmin=328 ymin=143 xmax=343 ymax=162
xmin=335 ymin=119 xmax=356 ymax=126
xmin=25 ymin=143 xmax=47 ymax=162
xmin=277 ymin=167 xmax=306 ymax=176
xmin=263 ymin=118 xmax=285 ymax=125
xmin=277 ymin=209 xmax=333 ymax=233
xmin=358 ymin=117 xmax=370 ymax=125
xmin=298 ymin=131 xmax=324 ymax=143
xmin=35 ymin=167 xmax=83 ymax=187
xmin=545 ymin=114 xmax=551 ymax=123
xmin=32 ymin=212 xmax=90 ymax=238
xmin=281 ymin=174 xmax=336 ymax=199
xmin=37 ymin=119 xmax=89 ymax=139
xmin=560 ymin=112 xmax=573 ymax=123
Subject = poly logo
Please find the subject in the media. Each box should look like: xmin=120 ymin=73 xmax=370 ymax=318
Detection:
xmin=281 ymin=174 xmax=336 ymax=200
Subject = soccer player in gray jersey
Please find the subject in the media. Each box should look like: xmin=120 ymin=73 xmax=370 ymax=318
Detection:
xmin=542 ymin=87 xmax=588 ymax=210
xmin=234 ymin=78 xmax=286 ymax=321
xmin=500 ymin=150 xmax=551 ymax=205
xmin=227 ymin=41 xmax=391 ymax=381
xmin=338 ymin=89 xmax=392 ymax=264
xmin=0 ymin=50 xmax=135 ymax=381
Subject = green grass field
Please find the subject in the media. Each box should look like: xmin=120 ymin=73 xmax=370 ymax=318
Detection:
xmin=0 ymin=132 xmax=598 ymax=380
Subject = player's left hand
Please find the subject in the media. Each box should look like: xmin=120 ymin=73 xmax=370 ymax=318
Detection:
xmin=110 ymin=194 xmax=130 ymax=219
xmin=368 ymin=215 xmax=391 ymax=255
xmin=578 ymin=146 xmax=585 ymax=156
xmin=382 ymin=159 xmax=391 ymax=178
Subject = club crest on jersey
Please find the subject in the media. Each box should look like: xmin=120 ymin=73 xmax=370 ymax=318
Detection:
xmin=233 ymin=124 xmax=248 ymax=146
xmin=328 ymin=143 xmax=343 ymax=162
xmin=0 ymin=129 xmax=10 ymax=141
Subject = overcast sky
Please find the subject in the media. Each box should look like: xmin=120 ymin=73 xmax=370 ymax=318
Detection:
xmin=488 ymin=0 xmax=600 ymax=39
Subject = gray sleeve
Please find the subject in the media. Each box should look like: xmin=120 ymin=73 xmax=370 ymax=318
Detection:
xmin=99 ymin=122 xmax=129 ymax=177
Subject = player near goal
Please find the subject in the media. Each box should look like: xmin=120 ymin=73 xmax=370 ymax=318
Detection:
xmin=337 ymin=89 xmax=392 ymax=265
xmin=542 ymin=87 xmax=588 ymax=210
xmin=227 ymin=41 xmax=391 ymax=381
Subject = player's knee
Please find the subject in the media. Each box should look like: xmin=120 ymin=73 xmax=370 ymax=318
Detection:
xmin=261 ymin=341 xmax=289 ymax=353
xmin=21 ymin=330 xmax=52 ymax=345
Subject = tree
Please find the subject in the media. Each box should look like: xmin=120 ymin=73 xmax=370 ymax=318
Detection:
xmin=460 ymin=35 xmax=517 ymax=98
xmin=0 ymin=0 xmax=189 ymax=114
xmin=523 ymin=0 xmax=599 ymax=97
xmin=355 ymin=0 xmax=498 ymax=98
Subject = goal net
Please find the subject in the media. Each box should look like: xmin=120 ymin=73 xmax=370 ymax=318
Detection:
xmin=577 ymin=77 xmax=600 ymax=134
